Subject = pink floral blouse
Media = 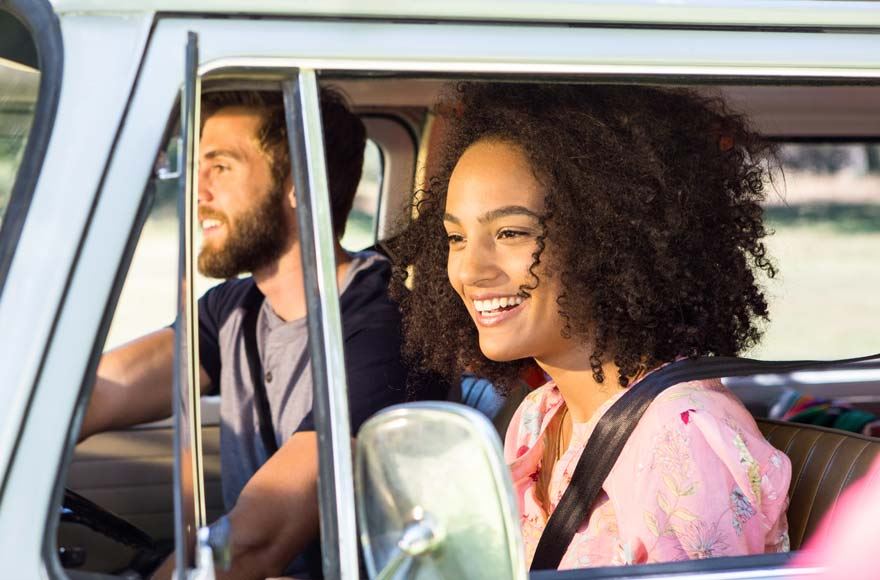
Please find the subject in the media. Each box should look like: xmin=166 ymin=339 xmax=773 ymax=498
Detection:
xmin=504 ymin=378 xmax=791 ymax=569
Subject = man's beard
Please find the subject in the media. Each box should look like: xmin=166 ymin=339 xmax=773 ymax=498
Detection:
xmin=198 ymin=185 xmax=290 ymax=279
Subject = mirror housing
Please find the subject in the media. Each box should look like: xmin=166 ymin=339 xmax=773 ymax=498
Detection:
xmin=356 ymin=402 xmax=526 ymax=579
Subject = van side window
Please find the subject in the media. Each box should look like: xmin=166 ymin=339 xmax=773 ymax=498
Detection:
xmin=341 ymin=139 xmax=383 ymax=251
xmin=751 ymin=143 xmax=880 ymax=359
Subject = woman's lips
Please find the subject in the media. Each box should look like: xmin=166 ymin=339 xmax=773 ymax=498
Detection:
xmin=473 ymin=300 xmax=526 ymax=327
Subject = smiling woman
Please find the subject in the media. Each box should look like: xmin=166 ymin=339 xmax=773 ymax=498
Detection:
xmin=443 ymin=140 xmax=571 ymax=365
xmin=393 ymin=82 xmax=778 ymax=391
xmin=389 ymin=82 xmax=791 ymax=570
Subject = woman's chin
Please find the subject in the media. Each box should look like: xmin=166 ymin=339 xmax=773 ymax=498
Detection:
xmin=478 ymin=339 xmax=526 ymax=363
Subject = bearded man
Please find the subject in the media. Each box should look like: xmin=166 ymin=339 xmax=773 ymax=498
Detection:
xmin=79 ymin=89 xmax=441 ymax=579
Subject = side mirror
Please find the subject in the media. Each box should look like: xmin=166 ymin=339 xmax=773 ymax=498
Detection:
xmin=355 ymin=402 xmax=526 ymax=579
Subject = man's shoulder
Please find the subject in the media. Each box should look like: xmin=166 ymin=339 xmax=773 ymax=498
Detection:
xmin=340 ymin=252 xmax=396 ymax=319
xmin=199 ymin=277 xmax=258 ymax=323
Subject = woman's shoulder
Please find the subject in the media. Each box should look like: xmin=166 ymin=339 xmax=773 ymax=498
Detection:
xmin=624 ymin=377 xmax=790 ymax=473
xmin=624 ymin=378 xmax=790 ymax=494
xmin=610 ymin=378 xmax=791 ymax=559
xmin=646 ymin=378 xmax=754 ymax=428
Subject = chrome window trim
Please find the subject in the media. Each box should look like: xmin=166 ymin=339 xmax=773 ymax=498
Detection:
xmin=171 ymin=30 xmax=206 ymax=577
xmin=204 ymin=59 xmax=880 ymax=80
xmin=284 ymin=70 xmax=359 ymax=580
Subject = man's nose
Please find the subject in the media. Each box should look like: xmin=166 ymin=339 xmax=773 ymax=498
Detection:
xmin=457 ymin=237 xmax=502 ymax=287
xmin=197 ymin=163 xmax=212 ymax=203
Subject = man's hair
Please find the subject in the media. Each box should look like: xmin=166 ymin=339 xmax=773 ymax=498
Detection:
xmin=201 ymin=87 xmax=366 ymax=237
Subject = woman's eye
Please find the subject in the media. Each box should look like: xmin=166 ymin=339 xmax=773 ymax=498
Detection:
xmin=497 ymin=229 xmax=529 ymax=240
xmin=446 ymin=233 xmax=465 ymax=246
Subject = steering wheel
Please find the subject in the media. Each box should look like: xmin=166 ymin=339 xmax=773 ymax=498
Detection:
xmin=60 ymin=488 xmax=166 ymax=573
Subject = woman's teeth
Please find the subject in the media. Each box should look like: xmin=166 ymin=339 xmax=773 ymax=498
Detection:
xmin=473 ymin=295 xmax=525 ymax=313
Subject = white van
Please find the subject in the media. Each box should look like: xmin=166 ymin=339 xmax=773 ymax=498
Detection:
xmin=1 ymin=1 xmax=880 ymax=578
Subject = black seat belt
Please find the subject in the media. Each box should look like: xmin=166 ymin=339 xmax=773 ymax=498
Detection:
xmin=241 ymin=284 xmax=279 ymax=456
xmin=529 ymin=353 xmax=880 ymax=571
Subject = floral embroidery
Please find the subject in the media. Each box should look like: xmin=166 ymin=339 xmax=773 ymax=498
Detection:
xmin=777 ymin=531 xmax=791 ymax=553
xmin=730 ymin=487 xmax=757 ymax=535
xmin=762 ymin=474 xmax=779 ymax=501
xmin=661 ymin=380 xmax=721 ymax=406
xmin=732 ymin=433 xmax=763 ymax=503
xmin=770 ymin=452 xmax=783 ymax=469
xmin=678 ymin=521 xmax=730 ymax=559
xmin=522 ymin=407 xmax=543 ymax=442
xmin=652 ymin=424 xmax=692 ymax=479
xmin=576 ymin=542 xmax=593 ymax=567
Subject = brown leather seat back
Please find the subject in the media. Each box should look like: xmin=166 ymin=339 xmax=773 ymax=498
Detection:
xmin=757 ymin=419 xmax=880 ymax=550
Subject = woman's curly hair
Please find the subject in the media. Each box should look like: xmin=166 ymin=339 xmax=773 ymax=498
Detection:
xmin=389 ymin=82 xmax=777 ymax=391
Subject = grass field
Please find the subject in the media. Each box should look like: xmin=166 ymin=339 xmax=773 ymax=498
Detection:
xmin=749 ymin=221 xmax=880 ymax=359
xmin=750 ymin=170 xmax=880 ymax=359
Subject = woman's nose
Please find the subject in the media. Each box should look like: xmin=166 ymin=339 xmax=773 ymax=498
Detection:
xmin=457 ymin=238 xmax=502 ymax=287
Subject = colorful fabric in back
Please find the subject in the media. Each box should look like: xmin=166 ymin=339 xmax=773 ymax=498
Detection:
xmin=504 ymin=378 xmax=791 ymax=569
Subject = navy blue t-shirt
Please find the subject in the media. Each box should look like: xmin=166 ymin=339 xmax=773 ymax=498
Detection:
xmin=198 ymin=253 xmax=445 ymax=577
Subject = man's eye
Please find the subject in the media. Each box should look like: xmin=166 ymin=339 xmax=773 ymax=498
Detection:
xmin=213 ymin=164 xmax=229 ymax=173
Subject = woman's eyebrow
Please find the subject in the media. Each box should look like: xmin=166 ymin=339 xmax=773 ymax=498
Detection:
xmin=443 ymin=206 xmax=541 ymax=225
xmin=479 ymin=205 xmax=541 ymax=223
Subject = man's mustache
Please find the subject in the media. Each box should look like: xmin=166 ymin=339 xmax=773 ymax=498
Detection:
xmin=199 ymin=208 xmax=228 ymax=223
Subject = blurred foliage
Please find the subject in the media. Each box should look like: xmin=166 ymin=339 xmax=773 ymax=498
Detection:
xmin=780 ymin=143 xmax=880 ymax=174
xmin=765 ymin=203 xmax=880 ymax=234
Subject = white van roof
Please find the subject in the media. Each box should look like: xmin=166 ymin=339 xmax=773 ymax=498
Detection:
xmin=49 ymin=0 xmax=880 ymax=28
